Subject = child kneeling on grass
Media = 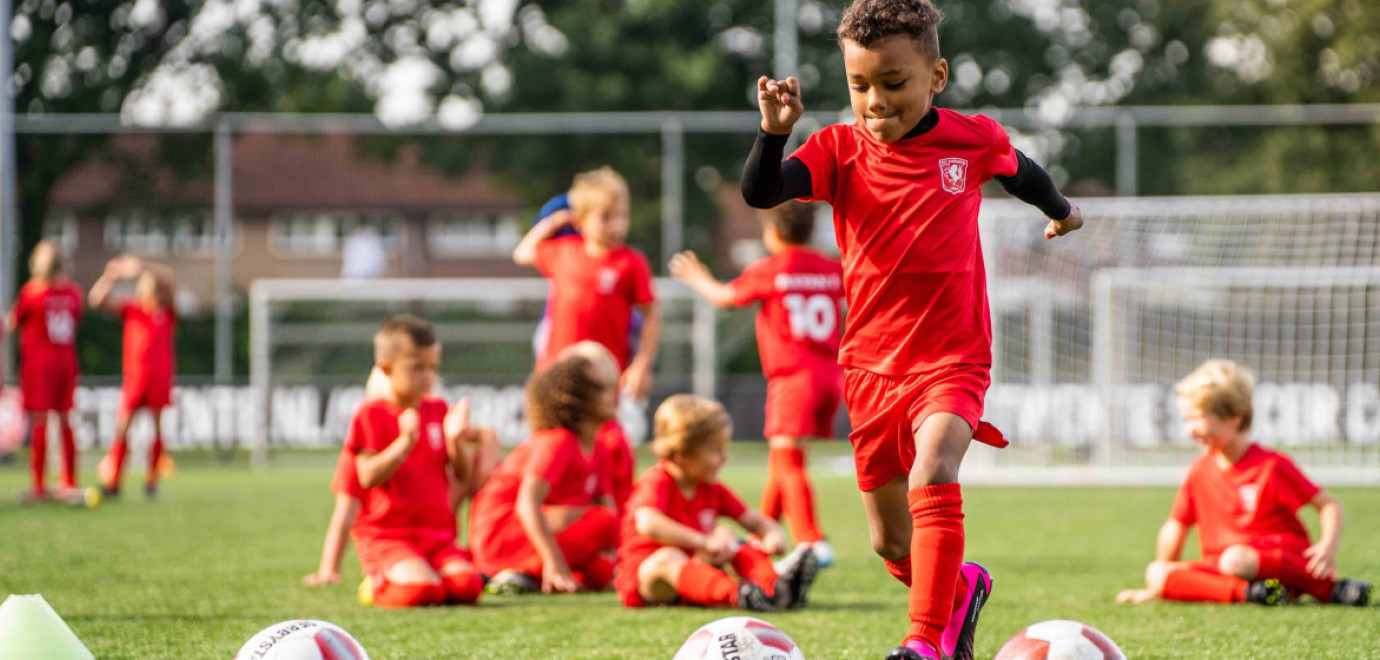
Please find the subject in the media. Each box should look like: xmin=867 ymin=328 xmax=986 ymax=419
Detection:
xmin=1117 ymin=359 xmax=1370 ymax=607
xmin=616 ymin=394 xmax=820 ymax=611
xmin=469 ymin=352 xmax=621 ymax=594
xmin=318 ymin=315 xmax=491 ymax=608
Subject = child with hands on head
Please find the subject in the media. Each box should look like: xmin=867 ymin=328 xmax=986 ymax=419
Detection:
xmin=313 ymin=314 xmax=491 ymax=608
xmin=616 ymin=394 xmax=820 ymax=612
xmin=469 ymin=351 xmax=621 ymax=595
xmin=1116 ymin=359 xmax=1370 ymax=607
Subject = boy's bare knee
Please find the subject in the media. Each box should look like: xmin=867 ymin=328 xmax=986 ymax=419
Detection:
xmin=870 ymin=533 xmax=909 ymax=561
xmin=911 ymin=455 xmax=960 ymax=485
xmin=1217 ymin=545 xmax=1258 ymax=579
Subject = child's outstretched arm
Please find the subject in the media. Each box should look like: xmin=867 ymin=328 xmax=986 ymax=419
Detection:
xmin=515 ymin=475 xmax=578 ymax=593
xmin=303 ymin=494 xmax=361 ymax=586
xmin=736 ymin=509 xmax=787 ymax=556
xmin=992 ymin=151 xmax=1083 ymax=239
xmin=668 ymin=251 xmax=737 ymax=308
xmin=88 ymin=256 xmax=138 ymax=312
xmin=623 ymin=301 xmax=659 ymax=400
xmin=742 ymin=77 xmax=815 ymax=210
xmin=1304 ymin=491 xmax=1344 ymax=579
xmin=512 ymin=209 xmax=574 ymax=266
xmin=1155 ymin=518 xmax=1190 ymax=562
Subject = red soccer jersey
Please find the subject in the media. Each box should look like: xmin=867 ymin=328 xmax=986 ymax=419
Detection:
xmin=1170 ymin=444 xmax=1321 ymax=560
xmin=791 ymin=109 xmax=1018 ymax=375
xmin=12 ymin=280 xmax=82 ymax=365
xmin=534 ymin=234 xmax=655 ymax=370
xmin=120 ymin=302 xmax=176 ymax=387
xmin=336 ymin=397 xmax=455 ymax=541
xmin=619 ymin=461 xmax=748 ymax=560
xmin=729 ymin=248 xmax=844 ymax=377
xmin=479 ymin=428 xmax=609 ymax=510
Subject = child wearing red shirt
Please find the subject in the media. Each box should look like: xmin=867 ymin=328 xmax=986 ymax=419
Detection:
xmin=671 ymin=202 xmax=844 ymax=565
xmin=557 ymin=341 xmax=637 ymax=517
xmin=469 ymin=352 xmax=621 ymax=594
xmin=6 ymin=241 xmax=85 ymax=504
xmin=89 ymin=255 xmax=178 ymax=499
xmin=742 ymin=2 xmax=1083 ymax=657
xmin=319 ymin=315 xmax=490 ymax=608
xmin=618 ymin=395 xmax=820 ymax=612
xmin=1117 ymin=360 xmax=1370 ymax=607
xmin=513 ymin=167 xmax=660 ymax=400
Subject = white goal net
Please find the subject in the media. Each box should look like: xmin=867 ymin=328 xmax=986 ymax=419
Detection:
xmin=248 ymin=277 xmax=716 ymax=465
xmin=976 ymin=193 xmax=1380 ymax=484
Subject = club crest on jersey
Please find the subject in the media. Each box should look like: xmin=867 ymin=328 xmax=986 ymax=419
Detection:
xmin=939 ymin=157 xmax=969 ymax=194
xmin=597 ymin=268 xmax=620 ymax=294
xmin=1239 ymin=484 xmax=1258 ymax=512
xmin=698 ymin=508 xmax=716 ymax=532
xmin=428 ymin=424 xmax=444 ymax=450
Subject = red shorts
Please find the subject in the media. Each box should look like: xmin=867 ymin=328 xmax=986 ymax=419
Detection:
xmin=1200 ymin=535 xmax=1312 ymax=569
xmin=764 ymin=366 xmax=842 ymax=439
xmin=120 ymin=378 xmax=172 ymax=413
xmin=355 ymin=531 xmax=471 ymax=578
xmin=20 ymin=355 xmax=76 ymax=412
xmin=615 ymin=549 xmax=656 ymax=607
xmin=844 ymin=363 xmax=990 ymax=491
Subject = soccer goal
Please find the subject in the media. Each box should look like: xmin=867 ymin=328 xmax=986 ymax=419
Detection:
xmin=247 ymin=277 xmax=717 ymax=466
xmin=974 ymin=193 xmax=1380 ymax=484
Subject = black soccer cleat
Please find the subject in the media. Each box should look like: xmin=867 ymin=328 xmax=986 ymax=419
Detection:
xmin=1245 ymin=578 xmax=1290 ymax=606
xmin=737 ymin=580 xmax=777 ymax=612
xmin=1331 ymin=578 xmax=1371 ymax=606
xmin=884 ymin=641 xmax=947 ymax=660
xmin=485 ymin=570 xmax=539 ymax=595
xmin=774 ymin=546 xmax=821 ymax=610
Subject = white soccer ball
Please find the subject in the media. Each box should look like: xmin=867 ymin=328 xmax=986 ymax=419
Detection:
xmin=673 ymin=616 xmax=805 ymax=660
xmin=994 ymin=619 xmax=1126 ymax=660
xmin=234 ymin=620 xmax=370 ymax=660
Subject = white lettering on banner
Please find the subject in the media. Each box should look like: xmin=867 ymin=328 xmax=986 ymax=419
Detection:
xmin=1347 ymin=383 xmax=1380 ymax=444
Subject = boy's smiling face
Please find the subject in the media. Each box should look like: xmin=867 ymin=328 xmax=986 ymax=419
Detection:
xmin=842 ymin=34 xmax=948 ymax=143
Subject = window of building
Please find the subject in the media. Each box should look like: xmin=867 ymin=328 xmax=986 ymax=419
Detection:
xmin=43 ymin=211 xmax=79 ymax=254
xmin=268 ymin=211 xmax=404 ymax=256
xmin=104 ymin=207 xmax=225 ymax=256
xmin=426 ymin=212 xmax=520 ymax=256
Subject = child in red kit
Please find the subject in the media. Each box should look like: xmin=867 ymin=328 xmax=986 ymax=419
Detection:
xmin=557 ymin=341 xmax=637 ymax=516
xmin=670 ymin=201 xmax=844 ymax=565
xmin=513 ymin=166 xmax=660 ymax=400
xmin=617 ymin=395 xmax=820 ymax=612
xmin=469 ymin=352 xmax=621 ymax=595
xmin=89 ymin=255 xmax=178 ymax=499
xmin=1117 ymin=360 xmax=1370 ymax=607
xmin=322 ymin=315 xmax=490 ymax=608
xmin=6 ymin=240 xmax=85 ymax=504
xmin=742 ymin=1 xmax=1083 ymax=657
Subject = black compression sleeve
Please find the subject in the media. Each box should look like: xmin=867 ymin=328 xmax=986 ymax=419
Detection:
xmin=995 ymin=150 xmax=1072 ymax=220
xmin=742 ymin=129 xmax=813 ymax=209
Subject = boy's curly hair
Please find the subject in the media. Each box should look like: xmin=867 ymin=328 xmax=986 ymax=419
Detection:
xmin=651 ymin=395 xmax=732 ymax=460
xmin=526 ymin=355 xmax=606 ymax=432
xmin=764 ymin=201 xmax=815 ymax=246
xmin=838 ymin=0 xmax=943 ymax=61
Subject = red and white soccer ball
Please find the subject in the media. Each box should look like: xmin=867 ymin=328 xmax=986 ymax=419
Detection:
xmin=234 ymin=619 xmax=370 ymax=660
xmin=995 ymin=620 xmax=1126 ymax=660
xmin=673 ymin=616 xmax=806 ymax=660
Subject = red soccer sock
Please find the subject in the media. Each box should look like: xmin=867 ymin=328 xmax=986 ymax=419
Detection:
xmin=1162 ymin=567 xmax=1247 ymax=603
xmin=761 ymin=451 xmax=784 ymax=522
xmin=441 ymin=570 xmax=484 ymax=605
xmin=59 ymin=423 xmax=77 ymax=489
xmin=676 ymin=558 xmax=739 ymax=608
xmin=884 ymin=555 xmax=913 ymax=587
xmin=28 ymin=420 xmax=48 ymax=492
xmin=1257 ymin=549 xmax=1334 ymax=602
xmin=773 ymin=446 xmax=823 ymax=544
xmin=517 ymin=507 xmax=619 ymax=575
xmin=147 ymin=432 xmax=164 ymax=485
xmin=574 ymin=555 xmax=616 ymax=592
xmin=373 ymin=579 xmax=447 ymax=608
xmin=108 ymin=436 xmax=129 ymax=488
xmin=732 ymin=544 xmax=779 ymax=598
xmin=906 ymin=484 xmax=966 ymax=650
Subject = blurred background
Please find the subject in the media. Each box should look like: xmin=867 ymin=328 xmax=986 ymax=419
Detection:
xmin=1 ymin=0 xmax=1377 ymax=482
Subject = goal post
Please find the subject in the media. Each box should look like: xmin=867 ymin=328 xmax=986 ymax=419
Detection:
xmin=248 ymin=277 xmax=717 ymax=467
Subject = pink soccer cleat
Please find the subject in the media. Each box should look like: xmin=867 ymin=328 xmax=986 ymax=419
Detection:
xmin=941 ymin=562 xmax=994 ymax=660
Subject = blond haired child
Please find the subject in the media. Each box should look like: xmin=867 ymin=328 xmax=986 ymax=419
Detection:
xmin=1117 ymin=359 xmax=1369 ymax=606
xmin=615 ymin=394 xmax=820 ymax=611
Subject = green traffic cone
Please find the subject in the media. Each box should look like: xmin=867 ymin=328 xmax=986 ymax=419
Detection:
xmin=0 ymin=594 xmax=95 ymax=660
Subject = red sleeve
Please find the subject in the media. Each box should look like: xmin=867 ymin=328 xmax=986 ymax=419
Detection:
xmin=982 ymin=117 xmax=1019 ymax=182
xmin=523 ymin=432 xmax=573 ymax=488
xmin=1169 ymin=476 xmax=1196 ymax=526
xmin=330 ymin=446 xmax=364 ymax=499
xmin=10 ymin=288 xmax=29 ymax=326
xmin=533 ymin=238 xmax=562 ymax=277
xmin=715 ymin=483 xmax=749 ymax=520
xmin=1272 ymin=454 xmax=1321 ymax=511
xmin=789 ymin=126 xmax=839 ymax=204
xmin=69 ymin=286 xmax=84 ymax=326
xmin=627 ymin=469 xmax=672 ymax=513
xmin=628 ymin=251 xmax=655 ymax=306
xmin=728 ymin=260 xmax=773 ymax=306
xmin=345 ymin=407 xmax=392 ymax=455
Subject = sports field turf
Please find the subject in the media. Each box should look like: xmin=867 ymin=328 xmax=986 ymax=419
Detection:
xmin=1 ymin=442 xmax=1375 ymax=659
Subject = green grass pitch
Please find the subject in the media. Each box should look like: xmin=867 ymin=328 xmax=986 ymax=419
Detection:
xmin=1 ymin=442 xmax=1376 ymax=659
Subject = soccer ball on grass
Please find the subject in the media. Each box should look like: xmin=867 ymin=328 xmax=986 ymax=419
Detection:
xmin=673 ymin=616 xmax=805 ymax=660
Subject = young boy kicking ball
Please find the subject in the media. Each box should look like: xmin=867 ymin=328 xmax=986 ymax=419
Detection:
xmin=469 ymin=352 xmax=620 ymax=595
xmin=617 ymin=394 xmax=819 ymax=612
xmin=743 ymin=0 xmax=1082 ymax=657
xmin=331 ymin=315 xmax=488 ymax=608
xmin=1116 ymin=359 xmax=1370 ymax=607
xmin=670 ymin=201 xmax=844 ymax=565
